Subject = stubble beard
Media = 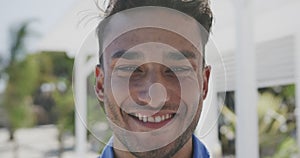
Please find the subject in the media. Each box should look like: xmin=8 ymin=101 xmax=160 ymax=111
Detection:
xmin=129 ymin=118 xmax=198 ymax=158
xmin=104 ymin=96 xmax=203 ymax=158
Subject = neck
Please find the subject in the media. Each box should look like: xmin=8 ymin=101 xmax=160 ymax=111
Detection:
xmin=113 ymin=137 xmax=193 ymax=158
xmin=171 ymin=137 xmax=193 ymax=158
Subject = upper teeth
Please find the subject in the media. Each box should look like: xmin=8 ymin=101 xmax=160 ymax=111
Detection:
xmin=133 ymin=113 xmax=173 ymax=123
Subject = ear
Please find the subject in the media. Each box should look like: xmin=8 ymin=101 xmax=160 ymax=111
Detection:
xmin=95 ymin=65 xmax=104 ymax=102
xmin=202 ymin=65 xmax=211 ymax=100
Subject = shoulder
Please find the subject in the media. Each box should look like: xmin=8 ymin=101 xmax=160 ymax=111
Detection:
xmin=99 ymin=137 xmax=114 ymax=158
xmin=192 ymin=134 xmax=210 ymax=158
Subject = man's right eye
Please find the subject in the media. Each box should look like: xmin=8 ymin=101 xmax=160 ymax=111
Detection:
xmin=114 ymin=65 xmax=142 ymax=77
xmin=116 ymin=65 xmax=138 ymax=72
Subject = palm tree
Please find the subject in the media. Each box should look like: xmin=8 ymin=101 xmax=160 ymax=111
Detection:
xmin=2 ymin=20 xmax=37 ymax=141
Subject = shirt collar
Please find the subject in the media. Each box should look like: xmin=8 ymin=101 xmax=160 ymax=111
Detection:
xmin=99 ymin=134 xmax=209 ymax=158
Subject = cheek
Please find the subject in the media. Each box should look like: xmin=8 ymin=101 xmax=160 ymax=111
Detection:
xmin=179 ymin=77 xmax=201 ymax=104
xmin=173 ymin=78 xmax=202 ymax=132
xmin=103 ymin=84 xmax=128 ymax=128
xmin=106 ymin=75 xmax=130 ymax=106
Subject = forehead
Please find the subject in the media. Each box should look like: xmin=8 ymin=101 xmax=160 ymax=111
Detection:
xmin=102 ymin=6 xmax=204 ymax=52
xmin=105 ymin=28 xmax=201 ymax=56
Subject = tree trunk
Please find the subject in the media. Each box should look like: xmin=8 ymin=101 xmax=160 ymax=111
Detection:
xmin=58 ymin=131 xmax=64 ymax=158
xmin=8 ymin=127 xmax=15 ymax=141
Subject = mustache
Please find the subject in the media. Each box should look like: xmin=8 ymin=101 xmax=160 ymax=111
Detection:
xmin=103 ymin=94 xmax=185 ymax=114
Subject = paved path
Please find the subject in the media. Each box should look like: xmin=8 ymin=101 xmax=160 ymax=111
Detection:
xmin=0 ymin=125 xmax=99 ymax=158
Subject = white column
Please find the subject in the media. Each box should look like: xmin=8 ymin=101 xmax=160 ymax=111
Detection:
xmin=235 ymin=0 xmax=259 ymax=158
xmin=75 ymin=53 xmax=97 ymax=157
xmin=75 ymin=54 xmax=88 ymax=157
xmin=296 ymin=32 xmax=300 ymax=151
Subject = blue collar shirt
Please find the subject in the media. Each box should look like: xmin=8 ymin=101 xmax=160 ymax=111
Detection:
xmin=99 ymin=134 xmax=210 ymax=158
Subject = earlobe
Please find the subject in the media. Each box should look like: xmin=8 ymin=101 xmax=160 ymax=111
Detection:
xmin=202 ymin=65 xmax=211 ymax=99
xmin=95 ymin=65 xmax=104 ymax=102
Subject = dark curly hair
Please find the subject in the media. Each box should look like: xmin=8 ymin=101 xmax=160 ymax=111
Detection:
xmin=97 ymin=0 xmax=213 ymax=65
xmin=105 ymin=0 xmax=213 ymax=32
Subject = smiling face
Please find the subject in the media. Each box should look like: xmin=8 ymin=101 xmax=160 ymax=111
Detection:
xmin=95 ymin=7 xmax=210 ymax=158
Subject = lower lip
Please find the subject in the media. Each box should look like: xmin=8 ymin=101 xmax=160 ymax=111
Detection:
xmin=129 ymin=115 xmax=175 ymax=129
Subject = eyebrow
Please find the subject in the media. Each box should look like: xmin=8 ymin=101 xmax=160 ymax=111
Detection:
xmin=166 ymin=51 xmax=196 ymax=60
xmin=111 ymin=50 xmax=144 ymax=60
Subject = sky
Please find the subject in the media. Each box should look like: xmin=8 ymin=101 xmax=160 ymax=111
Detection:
xmin=0 ymin=0 xmax=77 ymax=59
xmin=0 ymin=0 xmax=77 ymax=93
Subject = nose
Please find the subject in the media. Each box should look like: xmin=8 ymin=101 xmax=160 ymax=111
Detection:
xmin=130 ymin=65 xmax=170 ymax=109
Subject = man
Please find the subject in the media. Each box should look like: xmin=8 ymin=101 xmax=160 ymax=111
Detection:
xmin=95 ymin=0 xmax=213 ymax=157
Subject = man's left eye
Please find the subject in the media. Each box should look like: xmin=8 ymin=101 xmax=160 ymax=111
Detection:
xmin=171 ymin=66 xmax=191 ymax=72
xmin=167 ymin=66 xmax=193 ymax=76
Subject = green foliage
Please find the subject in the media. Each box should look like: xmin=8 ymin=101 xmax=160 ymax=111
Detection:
xmin=264 ymin=137 xmax=298 ymax=158
xmin=19 ymin=51 xmax=75 ymax=156
xmin=3 ymin=54 xmax=40 ymax=133
xmin=219 ymin=102 xmax=236 ymax=154
xmin=53 ymin=87 xmax=75 ymax=134
xmin=32 ymin=51 xmax=75 ymax=134
xmin=1 ymin=20 xmax=75 ymax=148
xmin=8 ymin=97 xmax=35 ymax=128
xmin=2 ymin=50 xmax=75 ymax=142
xmin=0 ymin=20 xmax=37 ymax=142
xmin=258 ymin=86 xmax=298 ymax=157
xmin=219 ymin=85 xmax=298 ymax=157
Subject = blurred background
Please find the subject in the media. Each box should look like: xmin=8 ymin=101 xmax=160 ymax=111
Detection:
xmin=0 ymin=0 xmax=300 ymax=158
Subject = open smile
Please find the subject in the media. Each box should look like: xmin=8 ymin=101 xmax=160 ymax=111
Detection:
xmin=128 ymin=112 xmax=177 ymax=129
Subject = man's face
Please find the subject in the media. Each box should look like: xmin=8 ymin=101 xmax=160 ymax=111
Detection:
xmin=95 ymin=7 xmax=210 ymax=158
